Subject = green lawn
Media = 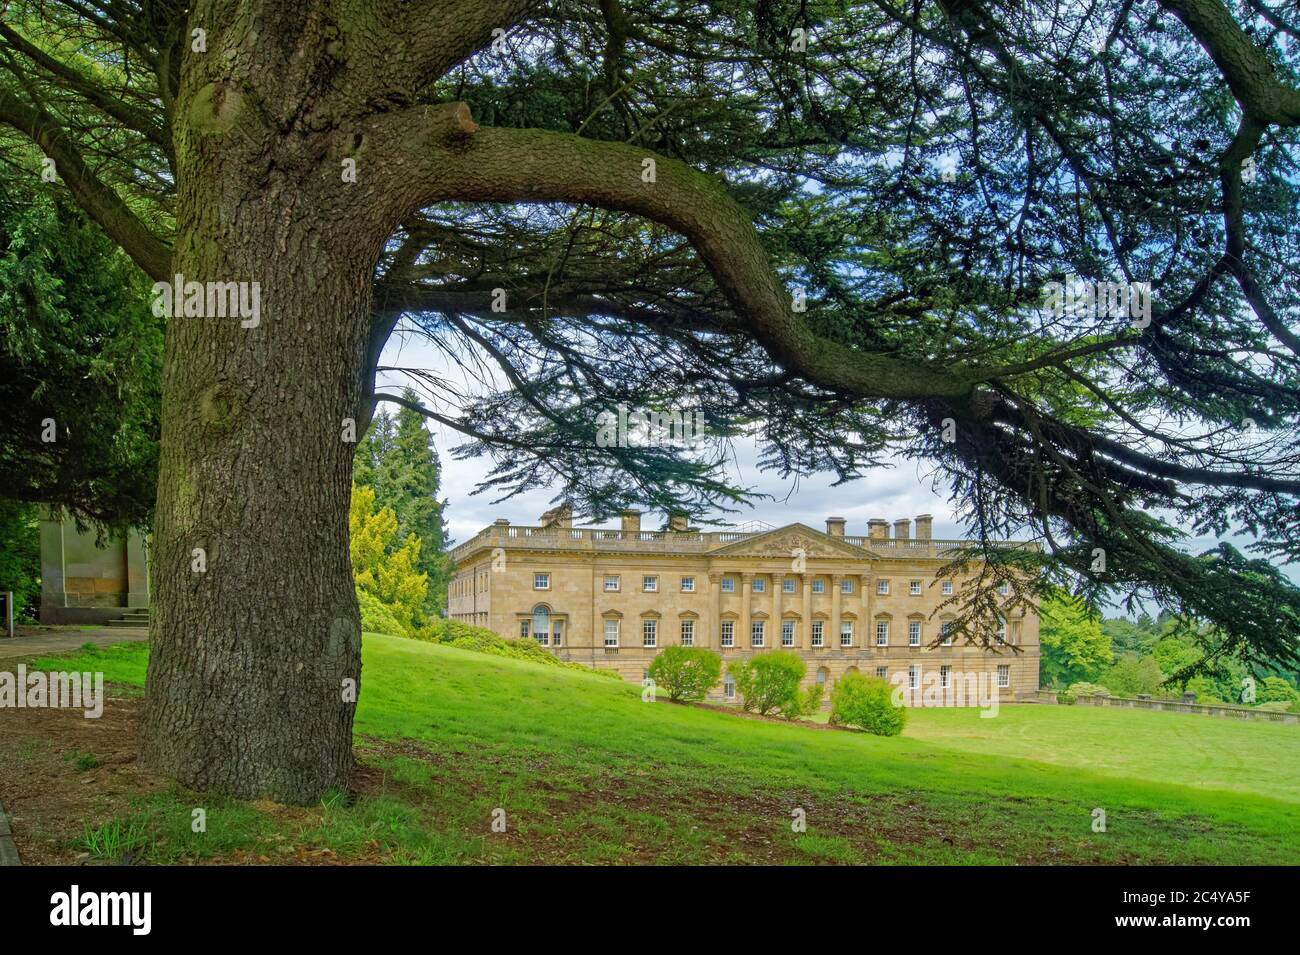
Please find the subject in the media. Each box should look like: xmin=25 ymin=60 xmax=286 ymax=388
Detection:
xmin=20 ymin=635 xmax=1300 ymax=865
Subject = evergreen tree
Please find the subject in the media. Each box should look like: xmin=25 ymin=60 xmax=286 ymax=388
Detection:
xmin=352 ymin=392 xmax=450 ymax=614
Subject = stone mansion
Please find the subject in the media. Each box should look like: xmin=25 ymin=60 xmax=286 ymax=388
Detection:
xmin=448 ymin=509 xmax=1041 ymax=703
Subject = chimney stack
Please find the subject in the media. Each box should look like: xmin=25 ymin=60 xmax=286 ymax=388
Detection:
xmin=914 ymin=514 xmax=932 ymax=539
xmin=620 ymin=509 xmax=642 ymax=536
xmin=539 ymin=504 xmax=573 ymax=528
xmin=667 ymin=513 xmax=690 ymax=533
xmin=868 ymin=518 xmax=889 ymax=540
xmin=825 ymin=516 xmax=846 ymax=537
xmin=894 ymin=518 xmax=911 ymax=540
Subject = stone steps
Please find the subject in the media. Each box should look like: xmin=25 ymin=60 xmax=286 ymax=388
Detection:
xmin=108 ymin=610 xmax=151 ymax=627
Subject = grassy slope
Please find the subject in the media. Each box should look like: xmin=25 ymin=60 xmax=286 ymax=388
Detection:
xmin=23 ymin=635 xmax=1300 ymax=865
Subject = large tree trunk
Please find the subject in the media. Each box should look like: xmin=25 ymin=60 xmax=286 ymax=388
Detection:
xmin=139 ymin=57 xmax=383 ymax=801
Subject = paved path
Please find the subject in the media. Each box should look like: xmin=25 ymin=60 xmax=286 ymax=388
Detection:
xmin=0 ymin=625 xmax=147 ymax=661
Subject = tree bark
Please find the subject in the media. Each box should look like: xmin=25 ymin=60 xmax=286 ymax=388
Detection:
xmin=138 ymin=31 xmax=387 ymax=801
xmin=139 ymin=207 xmax=375 ymax=801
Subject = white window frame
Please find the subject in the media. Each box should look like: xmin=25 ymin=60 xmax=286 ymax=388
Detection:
xmin=519 ymin=620 xmax=530 ymax=639
xmin=996 ymin=616 xmax=1007 ymax=644
xmin=721 ymin=576 xmax=735 ymax=593
xmin=781 ymin=620 xmax=794 ymax=646
xmin=752 ymin=577 xmax=766 ymax=594
xmin=643 ymin=575 xmax=658 ymax=593
xmin=840 ymin=622 xmax=853 ymax=647
xmin=940 ymin=665 xmax=951 ymax=689
xmin=909 ymin=580 xmax=922 ymax=596
xmin=908 ymin=665 xmax=920 ymax=689
xmin=997 ymin=664 xmax=1010 ymax=688
xmin=812 ymin=578 xmax=825 ymax=594
xmin=642 ymin=618 xmax=658 ymax=647
xmin=603 ymin=575 xmax=620 ymax=592
xmin=841 ymin=578 xmax=854 ymax=594
xmin=680 ymin=576 xmax=695 ymax=593
xmin=782 ymin=577 xmax=796 ymax=594
xmin=723 ymin=676 xmax=736 ymax=699
xmin=909 ymin=621 xmax=921 ymax=647
xmin=877 ymin=579 xmax=889 ymax=595
xmin=875 ymin=666 xmax=887 ymax=679
xmin=997 ymin=581 xmax=1010 ymax=596
xmin=941 ymin=622 xmax=954 ymax=646
xmin=720 ymin=620 xmax=734 ymax=647
xmin=811 ymin=621 xmax=824 ymax=647
xmin=751 ymin=620 xmax=765 ymax=647
xmin=942 ymin=580 xmax=953 ymax=595
xmin=533 ymin=573 xmax=550 ymax=590
xmin=680 ymin=618 xmax=694 ymax=646
xmin=604 ymin=619 xmax=619 ymax=647
xmin=875 ymin=621 xmax=889 ymax=646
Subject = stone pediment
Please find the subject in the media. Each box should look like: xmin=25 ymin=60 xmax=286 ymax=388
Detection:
xmin=709 ymin=523 xmax=877 ymax=561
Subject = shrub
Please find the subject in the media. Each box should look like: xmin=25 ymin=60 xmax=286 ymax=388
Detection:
xmin=647 ymin=646 xmax=722 ymax=702
xmin=728 ymin=651 xmax=807 ymax=716
xmin=1255 ymin=701 xmax=1293 ymax=713
xmin=1255 ymin=676 xmax=1299 ymax=705
xmin=1068 ymin=682 xmax=1111 ymax=698
xmin=829 ymin=673 xmax=906 ymax=736
xmin=358 ymin=589 xmax=410 ymax=638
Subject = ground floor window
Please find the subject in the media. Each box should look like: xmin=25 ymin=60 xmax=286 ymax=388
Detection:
xmin=908 ymin=665 xmax=920 ymax=689
xmin=997 ymin=664 xmax=1010 ymax=688
xmin=724 ymin=676 xmax=736 ymax=699
xmin=940 ymin=665 xmax=951 ymax=688
xmin=875 ymin=667 xmax=887 ymax=679
xmin=519 ymin=620 xmax=530 ymax=639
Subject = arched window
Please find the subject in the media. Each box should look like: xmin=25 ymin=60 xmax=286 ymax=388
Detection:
xmin=532 ymin=604 xmax=550 ymax=641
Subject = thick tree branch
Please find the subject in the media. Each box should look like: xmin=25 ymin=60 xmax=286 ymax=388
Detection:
xmin=0 ymin=22 xmax=170 ymax=153
xmin=0 ymin=88 xmax=172 ymax=279
xmin=376 ymin=112 xmax=973 ymax=401
xmin=1157 ymin=0 xmax=1300 ymax=125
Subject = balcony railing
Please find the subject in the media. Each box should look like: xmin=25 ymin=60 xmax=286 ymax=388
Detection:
xmin=449 ymin=523 xmax=1016 ymax=564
